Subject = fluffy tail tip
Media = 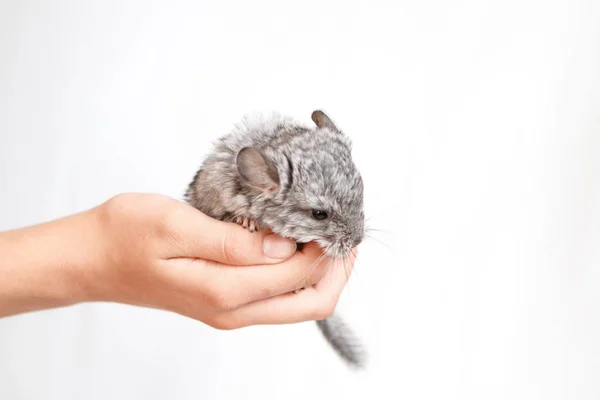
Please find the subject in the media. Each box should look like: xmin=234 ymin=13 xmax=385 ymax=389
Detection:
xmin=316 ymin=315 xmax=367 ymax=369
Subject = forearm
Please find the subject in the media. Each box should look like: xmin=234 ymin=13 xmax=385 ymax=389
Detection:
xmin=0 ymin=209 xmax=98 ymax=318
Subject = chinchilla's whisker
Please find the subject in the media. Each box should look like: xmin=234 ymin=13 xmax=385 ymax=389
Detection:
xmin=340 ymin=257 xmax=350 ymax=282
xmin=349 ymin=250 xmax=363 ymax=280
xmin=364 ymin=233 xmax=394 ymax=254
xmin=365 ymin=225 xmax=394 ymax=236
xmin=345 ymin=257 xmax=353 ymax=282
xmin=337 ymin=253 xmax=356 ymax=283
xmin=292 ymin=250 xmax=328 ymax=290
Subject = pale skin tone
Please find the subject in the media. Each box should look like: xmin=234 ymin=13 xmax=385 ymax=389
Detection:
xmin=0 ymin=193 xmax=355 ymax=329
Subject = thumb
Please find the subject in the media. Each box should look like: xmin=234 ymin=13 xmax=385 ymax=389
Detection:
xmin=163 ymin=203 xmax=298 ymax=266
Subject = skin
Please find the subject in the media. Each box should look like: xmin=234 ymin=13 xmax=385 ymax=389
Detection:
xmin=0 ymin=193 xmax=356 ymax=328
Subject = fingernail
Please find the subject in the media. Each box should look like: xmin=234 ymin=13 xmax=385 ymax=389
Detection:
xmin=263 ymin=235 xmax=297 ymax=259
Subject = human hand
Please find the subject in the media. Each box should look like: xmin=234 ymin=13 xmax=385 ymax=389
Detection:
xmin=78 ymin=193 xmax=355 ymax=329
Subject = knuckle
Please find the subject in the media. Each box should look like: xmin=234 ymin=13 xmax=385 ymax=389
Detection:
xmin=206 ymin=293 xmax=228 ymax=310
xmin=101 ymin=193 xmax=177 ymax=234
xmin=106 ymin=192 xmax=134 ymax=207
xmin=313 ymin=306 xmax=334 ymax=321
xmin=313 ymin=295 xmax=338 ymax=320
xmin=208 ymin=315 xmax=242 ymax=331
xmin=156 ymin=210 xmax=183 ymax=243
xmin=100 ymin=193 xmax=132 ymax=224
xmin=219 ymin=229 xmax=246 ymax=265
xmin=258 ymin=285 xmax=274 ymax=300
xmin=205 ymin=287 xmax=238 ymax=311
xmin=150 ymin=199 xmax=195 ymax=246
xmin=157 ymin=202 xmax=185 ymax=232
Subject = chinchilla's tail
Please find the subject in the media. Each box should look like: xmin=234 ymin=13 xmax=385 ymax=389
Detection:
xmin=315 ymin=314 xmax=367 ymax=369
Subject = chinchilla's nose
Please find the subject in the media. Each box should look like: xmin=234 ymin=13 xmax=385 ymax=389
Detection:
xmin=350 ymin=234 xmax=363 ymax=249
xmin=349 ymin=224 xmax=365 ymax=249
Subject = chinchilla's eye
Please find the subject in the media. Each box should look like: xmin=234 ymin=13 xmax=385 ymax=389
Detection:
xmin=312 ymin=209 xmax=328 ymax=220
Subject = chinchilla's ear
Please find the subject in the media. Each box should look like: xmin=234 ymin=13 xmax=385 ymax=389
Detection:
xmin=236 ymin=147 xmax=280 ymax=193
xmin=311 ymin=110 xmax=339 ymax=131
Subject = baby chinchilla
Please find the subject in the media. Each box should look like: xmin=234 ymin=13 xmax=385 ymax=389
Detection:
xmin=185 ymin=109 xmax=366 ymax=368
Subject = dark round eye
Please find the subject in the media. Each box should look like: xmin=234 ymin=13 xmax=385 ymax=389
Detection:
xmin=312 ymin=209 xmax=328 ymax=220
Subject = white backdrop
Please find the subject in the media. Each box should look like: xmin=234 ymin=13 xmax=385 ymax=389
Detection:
xmin=1 ymin=1 xmax=599 ymax=399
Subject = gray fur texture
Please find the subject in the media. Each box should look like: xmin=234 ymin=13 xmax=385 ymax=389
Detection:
xmin=185 ymin=110 xmax=366 ymax=368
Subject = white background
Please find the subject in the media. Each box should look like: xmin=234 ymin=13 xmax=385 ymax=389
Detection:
xmin=1 ymin=1 xmax=599 ymax=399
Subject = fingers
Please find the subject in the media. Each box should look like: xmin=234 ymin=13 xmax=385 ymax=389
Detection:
xmin=155 ymin=200 xmax=359 ymax=328
xmin=207 ymin=251 xmax=357 ymax=329
xmin=161 ymin=242 xmax=329 ymax=308
xmin=161 ymin=202 xmax=297 ymax=266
